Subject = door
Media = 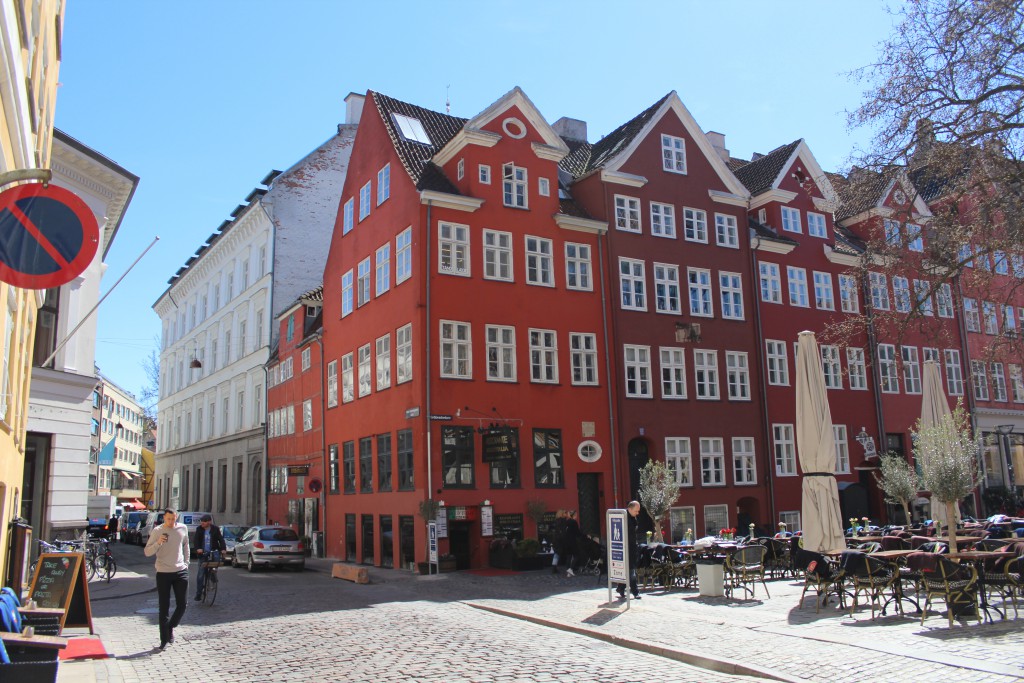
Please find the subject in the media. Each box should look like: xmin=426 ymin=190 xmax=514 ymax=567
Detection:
xmin=627 ymin=438 xmax=649 ymax=502
xmin=448 ymin=521 xmax=472 ymax=570
xmin=576 ymin=473 xmax=601 ymax=538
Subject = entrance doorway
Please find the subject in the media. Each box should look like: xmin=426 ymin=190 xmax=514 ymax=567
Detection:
xmin=448 ymin=521 xmax=473 ymax=570
xmin=627 ymin=438 xmax=649 ymax=502
xmin=577 ymin=473 xmax=601 ymax=538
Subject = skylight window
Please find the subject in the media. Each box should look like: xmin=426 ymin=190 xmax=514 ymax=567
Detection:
xmin=393 ymin=114 xmax=431 ymax=144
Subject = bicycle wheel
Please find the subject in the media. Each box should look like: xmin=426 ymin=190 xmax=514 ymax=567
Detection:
xmin=204 ymin=571 xmax=218 ymax=606
xmin=86 ymin=557 xmax=97 ymax=581
xmin=103 ymin=557 xmax=117 ymax=583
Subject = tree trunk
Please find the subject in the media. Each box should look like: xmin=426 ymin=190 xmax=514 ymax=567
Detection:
xmin=945 ymin=501 xmax=959 ymax=557
xmin=653 ymin=519 xmax=664 ymax=544
xmin=902 ymin=501 xmax=912 ymax=527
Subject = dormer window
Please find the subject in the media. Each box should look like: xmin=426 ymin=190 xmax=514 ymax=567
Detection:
xmin=807 ymin=212 xmax=827 ymax=238
xmin=457 ymin=158 xmax=465 ymax=181
xmin=503 ymin=163 xmax=528 ymax=209
xmin=661 ymin=134 xmax=686 ymax=174
xmin=393 ymin=114 xmax=431 ymax=144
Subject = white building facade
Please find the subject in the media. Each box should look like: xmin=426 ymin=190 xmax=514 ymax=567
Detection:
xmin=154 ymin=121 xmax=356 ymax=525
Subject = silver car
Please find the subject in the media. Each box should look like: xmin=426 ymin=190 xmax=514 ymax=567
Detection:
xmin=232 ymin=526 xmax=305 ymax=572
xmin=220 ymin=525 xmax=249 ymax=564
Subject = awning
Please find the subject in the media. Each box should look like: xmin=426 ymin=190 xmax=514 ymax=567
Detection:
xmin=121 ymin=499 xmax=146 ymax=510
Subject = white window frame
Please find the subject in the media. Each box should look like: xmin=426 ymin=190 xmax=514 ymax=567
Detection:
xmin=565 ymin=243 xmax=592 ymax=291
xmin=688 ymin=268 xmax=713 ymax=317
xmin=719 ymin=272 xmax=744 ymax=320
xmin=341 ymin=353 xmax=354 ymax=404
xmin=375 ymin=243 xmax=391 ymax=296
xmin=878 ymin=344 xmax=899 ymax=393
xmin=781 ymin=206 xmax=802 ymax=233
xmin=992 ymin=362 xmax=1008 ymax=402
xmin=377 ymin=164 xmax=390 ymax=205
xmin=485 ymin=325 xmax=517 ymax=382
xmin=376 ymin=334 xmax=391 ymax=391
xmin=665 ymin=438 xmax=692 ymax=487
xmin=479 ymin=164 xmax=491 ymax=184
xmin=732 ymin=437 xmax=756 ymax=485
xmin=614 ymin=195 xmax=641 ymax=233
xmin=694 ymin=349 xmax=720 ymax=400
xmin=715 ymin=213 xmax=738 ymax=248
xmin=357 ymin=257 xmax=372 ymax=307
xmin=964 ymin=298 xmax=980 ymax=332
xmin=906 ymin=223 xmax=923 ymax=252
xmin=659 ymin=347 xmax=687 ymax=399
xmin=870 ymin=272 xmax=890 ymax=311
xmin=503 ymin=163 xmax=528 ymax=208
xmin=529 ymin=328 xmax=558 ymax=384
xmin=914 ymin=279 xmax=933 ymax=316
xmin=1009 ymin=364 xmax=1024 ymax=403
xmin=983 ymin=301 xmax=998 ymax=335
xmin=839 ymin=274 xmax=860 ymax=313
xmin=937 ymin=283 xmax=955 ymax=318
xmin=813 ymin=271 xmax=834 ymax=311
xmin=303 ymin=399 xmax=313 ymax=432
xmin=483 ymin=229 xmax=513 ymax=282
xmin=807 ymin=211 xmax=827 ymax=238
xmin=661 ymin=134 xmax=686 ymax=173
xmin=619 ymin=258 xmax=647 ymax=311
xmin=396 ymin=227 xmax=413 ymax=284
xmin=847 ymin=348 xmax=868 ymax=390
xmin=358 ymin=344 xmax=372 ymax=398
xmin=654 ymin=263 xmax=681 ymax=314
xmin=440 ymin=320 xmax=472 ymax=379
xmin=760 ymin=262 xmax=782 ymax=304
xmin=683 ymin=207 xmax=707 ymax=243
xmin=359 ymin=182 xmax=372 ymax=221
xmin=700 ymin=437 xmax=726 ymax=487
xmin=327 ymin=360 xmax=338 ymax=408
xmin=341 ymin=270 xmax=354 ymax=317
xmin=773 ymin=424 xmax=797 ymax=476
xmin=944 ymin=349 xmax=964 ymax=396
xmin=569 ymin=333 xmax=598 ymax=386
xmin=525 ymin=235 xmax=554 ymax=287
xmin=343 ymin=198 xmax=354 ymax=234
xmin=902 ymin=346 xmax=922 ymax=394
xmin=787 ymin=266 xmax=809 ymax=307
xmin=972 ymin=360 xmax=989 ymax=400
xmin=538 ymin=177 xmax=550 ymax=197
xmin=623 ymin=344 xmax=652 ymax=398
xmin=301 ymin=347 xmax=311 ymax=372
xmin=650 ymin=202 xmax=676 ymax=238
xmin=766 ymin=340 xmax=790 ymax=386
xmin=438 ymin=222 xmax=470 ymax=277
xmin=833 ymin=425 xmax=850 ymax=474
xmin=725 ymin=351 xmax=750 ymax=401
xmin=397 ymin=324 xmax=412 ymax=384
xmin=821 ymin=345 xmax=842 ymax=389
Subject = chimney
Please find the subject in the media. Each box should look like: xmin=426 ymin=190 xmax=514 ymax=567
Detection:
xmin=552 ymin=116 xmax=588 ymax=142
xmin=344 ymin=92 xmax=365 ymax=125
xmin=751 ymin=152 xmax=764 ymax=161
xmin=706 ymin=131 xmax=730 ymax=163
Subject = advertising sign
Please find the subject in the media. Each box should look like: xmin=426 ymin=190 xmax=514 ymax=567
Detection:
xmin=606 ymin=509 xmax=629 ymax=604
xmin=436 ymin=506 xmax=448 ymax=538
xmin=481 ymin=427 xmax=518 ymax=462
xmin=480 ymin=506 xmax=493 ymax=537
xmin=428 ymin=522 xmax=438 ymax=566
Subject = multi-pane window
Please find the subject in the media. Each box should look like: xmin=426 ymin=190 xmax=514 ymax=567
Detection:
xmin=359 ymin=182 xmax=372 ymax=221
xmin=529 ymin=329 xmax=558 ymax=383
xmin=503 ymin=163 xmax=528 ymax=208
xmin=301 ymin=347 xmax=311 ymax=372
xmin=884 ymin=219 xmax=901 ymax=246
xmin=720 ymin=272 xmax=744 ymax=320
xmin=715 ymin=214 xmax=738 ymax=248
xmin=376 ymin=244 xmax=391 ymax=296
xmin=614 ymin=195 xmax=641 ymax=232
xmin=359 ymin=437 xmax=373 ymax=492
xmin=813 ymin=272 xmax=834 ymax=310
xmin=441 ymin=426 xmax=475 ymax=487
xmin=914 ymin=279 xmax=933 ymax=315
xmin=839 ymin=274 xmax=859 ymax=313
xmin=619 ymin=258 xmax=646 ymax=310
xmin=760 ymin=262 xmax=782 ymax=304
xmin=906 ymin=223 xmax=923 ymax=251
xmin=327 ymin=360 xmax=338 ymax=408
xmin=983 ymin=301 xmax=998 ymax=334
xmin=538 ymin=177 xmax=550 ymax=196
xmin=533 ymin=429 xmax=563 ymax=487
xmin=944 ymin=349 xmax=964 ymax=396
xmin=661 ymin=134 xmax=686 ymax=173
xmin=525 ymin=236 xmax=554 ymax=286
xmin=694 ymin=349 xmax=719 ymax=400
xmin=732 ymin=437 xmax=756 ymax=485
xmin=994 ymin=250 xmax=1008 ymax=274
xmin=457 ymin=158 xmax=465 ymax=180
xmin=377 ymin=433 xmax=392 ymax=491
xmin=972 ymin=360 xmax=989 ymax=400
xmin=660 ymin=347 xmax=686 ymax=398
xmin=341 ymin=270 xmax=354 ymax=317
xmin=569 ymin=333 xmax=598 ymax=385
xmin=937 ymin=283 xmax=954 ymax=318
xmin=704 ymin=504 xmax=730 ymax=538
xmin=358 ymin=344 xmax=372 ymax=398
xmin=376 ymin=335 xmax=391 ymax=390
xmin=773 ymin=424 xmax=796 ymax=475
xmin=725 ymin=351 xmax=750 ymax=400
xmin=833 ymin=425 xmax=850 ymax=473
xmin=439 ymin=222 xmax=470 ymax=276
xmin=807 ymin=212 xmax=827 ymax=238
xmin=781 ymin=206 xmax=801 ymax=233
xmin=992 ymin=363 xmax=1008 ymax=401
xmin=870 ymin=272 xmax=890 ymax=310
xmin=623 ymin=345 xmax=652 ymax=398
xmin=964 ymin=298 xmax=980 ymax=332
xmin=377 ymin=164 xmax=390 ymax=204
xmin=440 ymin=321 xmax=472 ymax=379
xmin=787 ymin=267 xmax=808 ymax=307
xmin=343 ymin=198 xmax=354 ymax=234
xmin=878 ymin=344 xmax=899 ymax=393
xmin=688 ymin=268 xmax=713 ymax=317
xmin=766 ymin=340 xmax=789 ymax=385
xmin=343 ymin=441 xmax=356 ymax=493
xmin=1009 ymin=364 xmax=1024 ymax=402
xmin=328 ymin=444 xmax=339 ymax=494
xmin=669 ymin=506 xmax=696 ymax=543
xmin=893 ymin=276 xmax=911 ymax=313
xmin=901 ymin=346 xmax=921 ymax=394
xmin=700 ymin=438 xmax=725 ymax=486
xmin=483 ymin=230 xmax=513 ymax=281
xmin=303 ymin=399 xmax=313 ymax=431
xmin=479 ymin=164 xmax=491 ymax=184
xmin=565 ymin=243 xmax=592 ymax=291
xmin=821 ymin=345 xmax=842 ymax=389
xmin=650 ymin=202 xmax=676 ymax=238
xmin=397 ymin=429 xmax=414 ymax=490
xmin=847 ymin=348 xmax=868 ymax=390
xmin=1002 ymin=305 xmax=1017 ymax=333
xmin=665 ymin=438 xmax=692 ymax=486
xmin=683 ymin=208 xmax=707 ymax=242
xmin=654 ymin=264 xmax=681 ymax=314
xmin=397 ymin=324 xmax=412 ymax=383
xmin=396 ymin=227 xmax=412 ymax=284
xmin=341 ymin=353 xmax=354 ymax=403
xmin=486 ymin=325 xmax=516 ymax=382
xmin=358 ymin=257 xmax=372 ymax=306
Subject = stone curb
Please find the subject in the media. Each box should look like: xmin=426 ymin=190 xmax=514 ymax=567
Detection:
xmin=466 ymin=602 xmax=801 ymax=683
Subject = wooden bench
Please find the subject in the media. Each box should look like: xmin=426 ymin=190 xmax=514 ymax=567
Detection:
xmin=331 ymin=564 xmax=369 ymax=584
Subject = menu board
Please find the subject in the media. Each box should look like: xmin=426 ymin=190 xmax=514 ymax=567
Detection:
xmin=480 ymin=506 xmax=493 ymax=536
xmin=27 ymin=552 xmax=93 ymax=632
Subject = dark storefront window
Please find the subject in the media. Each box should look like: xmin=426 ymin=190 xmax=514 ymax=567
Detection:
xmin=380 ymin=515 xmax=394 ymax=568
xmin=377 ymin=433 xmax=392 ymax=491
xmin=533 ymin=429 xmax=563 ymax=487
xmin=328 ymin=444 xmax=339 ymax=493
xmin=234 ymin=462 xmax=243 ymax=513
xmin=399 ymin=515 xmax=415 ymax=570
xmin=442 ymin=426 xmax=475 ymax=488
xmin=219 ymin=463 xmax=227 ymax=513
xmin=343 ymin=441 xmax=355 ymax=494
xmin=494 ymin=513 xmax=524 ymax=543
xmin=487 ymin=428 xmax=520 ymax=489
xmin=537 ymin=511 xmax=558 ymax=548
xmin=397 ymin=430 xmax=414 ymax=490
xmin=345 ymin=514 xmax=356 ymax=562
xmin=359 ymin=437 xmax=373 ymax=493
xmin=32 ymin=288 xmax=59 ymax=367
xmin=361 ymin=514 xmax=375 ymax=564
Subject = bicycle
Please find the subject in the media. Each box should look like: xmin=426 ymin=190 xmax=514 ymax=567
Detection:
xmin=198 ymin=554 xmax=222 ymax=606
xmin=30 ymin=539 xmax=96 ymax=582
xmin=91 ymin=538 xmax=117 ymax=583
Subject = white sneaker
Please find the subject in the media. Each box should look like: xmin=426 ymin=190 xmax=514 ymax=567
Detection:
xmin=566 ymin=568 xmax=575 ymax=577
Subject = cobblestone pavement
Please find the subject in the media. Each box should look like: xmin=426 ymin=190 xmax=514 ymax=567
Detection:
xmin=56 ymin=546 xmax=1024 ymax=683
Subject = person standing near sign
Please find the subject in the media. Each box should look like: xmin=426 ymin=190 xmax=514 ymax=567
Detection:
xmin=616 ymin=501 xmax=641 ymax=600
xmin=144 ymin=508 xmax=190 ymax=650
xmin=193 ymin=515 xmax=225 ymax=601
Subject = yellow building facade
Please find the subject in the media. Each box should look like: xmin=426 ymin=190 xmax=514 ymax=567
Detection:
xmin=0 ymin=0 xmax=65 ymax=582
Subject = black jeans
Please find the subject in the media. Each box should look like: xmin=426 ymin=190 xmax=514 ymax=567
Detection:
xmin=156 ymin=570 xmax=188 ymax=643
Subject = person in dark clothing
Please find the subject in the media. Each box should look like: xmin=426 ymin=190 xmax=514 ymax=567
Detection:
xmin=616 ymin=501 xmax=641 ymax=600
xmin=108 ymin=514 xmax=119 ymax=542
xmin=550 ymin=509 xmax=568 ymax=574
xmin=563 ymin=510 xmax=583 ymax=577
xmin=193 ymin=514 xmax=226 ymax=601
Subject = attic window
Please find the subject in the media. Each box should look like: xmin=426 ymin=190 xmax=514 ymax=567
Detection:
xmin=393 ymin=114 xmax=431 ymax=144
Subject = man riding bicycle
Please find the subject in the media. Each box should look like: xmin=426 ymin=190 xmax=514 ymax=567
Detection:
xmin=193 ymin=515 xmax=226 ymax=601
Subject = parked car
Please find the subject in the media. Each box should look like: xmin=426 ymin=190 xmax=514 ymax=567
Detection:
xmin=137 ymin=511 xmax=162 ymax=546
xmin=121 ymin=511 xmax=149 ymax=545
xmin=232 ymin=526 xmax=305 ymax=572
xmin=220 ymin=525 xmax=249 ymax=564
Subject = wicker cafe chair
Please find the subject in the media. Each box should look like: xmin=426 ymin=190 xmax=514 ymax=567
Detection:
xmin=880 ymin=536 xmax=911 ymax=551
xmin=664 ymin=546 xmax=697 ymax=588
xmin=921 ymin=556 xmax=980 ymax=627
xmin=724 ymin=545 xmax=770 ymax=600
xmin=763 ymin=538 xmax=792 ymax=579
xmin=857 ymin=542 xmax=882 ymax=553
xmin=981 ymin=542 xmax=1024 ymax=619
xmin=842 ymin=551 xmax=899 ymax=619
xmin=796 ymin=549 xmax=845 ymax=613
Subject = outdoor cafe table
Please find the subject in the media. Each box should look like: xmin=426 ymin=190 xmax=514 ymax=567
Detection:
xmin=951 ymin=550 xmax=1007 ymax=622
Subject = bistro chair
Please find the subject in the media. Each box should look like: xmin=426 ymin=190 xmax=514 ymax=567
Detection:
xmin=880 ymin=536 xmax=911 ymax=551
xmin=724 ymin=545 xmax=770 ymax=600
xmin=796 ymin=549 xmax=845 ymax=613
xmin=921 ymin=556 xmax=980 ymax=627
xmin=856 ymin=542 xmax=882 ymax=553
xmin=842 ymin=550 xmax=899 ymax=619
xmin=974 ymin=539 xmax=1010 ymax=552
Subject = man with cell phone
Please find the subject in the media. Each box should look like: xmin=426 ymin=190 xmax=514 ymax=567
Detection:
xmin=144 ymin=508 xmax=190 ymax=650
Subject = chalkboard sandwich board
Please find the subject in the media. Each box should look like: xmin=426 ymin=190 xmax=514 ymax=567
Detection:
xmin=26 ymin=553 xmax=93 ymax=633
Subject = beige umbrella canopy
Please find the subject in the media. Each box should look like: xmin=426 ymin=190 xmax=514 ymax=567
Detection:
xmin=795 ymin=331 xmax=846 ymax=553
xmin=920 ymin=360 xmax=959 ymax=527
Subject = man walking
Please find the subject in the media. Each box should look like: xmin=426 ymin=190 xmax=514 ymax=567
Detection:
xmin=616 ymin=501 xmax=641 ymax=600
xmin=144 ymin=508 xmax=189 ymax=650
xmin=193 ymin=514 xmax=226 ymax=601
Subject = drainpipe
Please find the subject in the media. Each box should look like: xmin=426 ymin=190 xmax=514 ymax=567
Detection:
xmin=748 ymin=237 xmax=777 ymax=525
xmin=424 ymin=200 xmax=434 ymax=509
xmin=315 ymin=334 xmax=327 ymax=549
xmin=601 ymin=182 xmax=629 ymax=505
xmin=597 ymin=232 xmax=620 ymax=508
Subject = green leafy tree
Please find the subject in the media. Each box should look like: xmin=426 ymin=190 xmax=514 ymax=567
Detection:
xmin=638 ymin=460 xmax=679 ymax=543
xmin=874 ymin=454 xmax=921 ymax=526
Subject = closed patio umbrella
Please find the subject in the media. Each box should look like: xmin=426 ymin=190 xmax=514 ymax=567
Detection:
xmin=920 ymin=359 xmax=959 ymax=528
xmin=795 ymin=331 xmax=845 ymax=553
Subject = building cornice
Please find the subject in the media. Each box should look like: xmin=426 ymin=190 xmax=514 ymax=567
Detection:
xmin=599 ymin=170 xmax=647 ymax=188
xmin=432 ymin=128 xmax=502 ymax=167
xmin=751 ymin=235 xmax=796 ymax=255
xmin=419 ymin=190 xmax=484 ymax=212
xmin=824 ymin=244 xmax=860 ymax=267
xmin=750 ymin=189 xmax=798 ymax=210
xmin=554 ymin=214 xmax=608 ymax=235
xmin=532 ymin=142 xmax=568 ymax=163
xmin=708 ymin=190 xmax=748 ymax=207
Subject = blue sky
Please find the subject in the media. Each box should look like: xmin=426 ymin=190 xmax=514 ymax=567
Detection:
xmin=56 ymin=1 xmax=897 ymax=403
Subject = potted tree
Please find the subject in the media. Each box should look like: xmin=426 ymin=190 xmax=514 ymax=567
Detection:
xmin=639 ymin=460 xmax=679 ymax=543
xmin=874 ymin=452 xmax=920 ymax=526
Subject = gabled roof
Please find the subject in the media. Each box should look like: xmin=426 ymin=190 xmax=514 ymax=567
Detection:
xmin=830 ymin=169 xmax=893 ymax=222
xmin=299 ymin=285 xmax=323 ymax=303
xmin=748 ymin=216 xmax=798 ymax=246
xmin=559 ymin=94 xmax=670 ymax=178
xmin=730 ymin=140 xmax=801 ymax=196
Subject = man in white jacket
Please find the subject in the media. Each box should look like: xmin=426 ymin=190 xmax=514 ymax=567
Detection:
xmin=144 ymin=508 xmax=190 ymax=650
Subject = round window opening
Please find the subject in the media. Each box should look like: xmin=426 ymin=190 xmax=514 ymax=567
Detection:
xmin=502 ymin=117 xmax=527 ymax=139
xmin=578 ymin=440 xmax=603 ymax=463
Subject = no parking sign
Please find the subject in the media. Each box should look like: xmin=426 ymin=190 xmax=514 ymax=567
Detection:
xmin=0 ymin=183 xmax=99 ymax=289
